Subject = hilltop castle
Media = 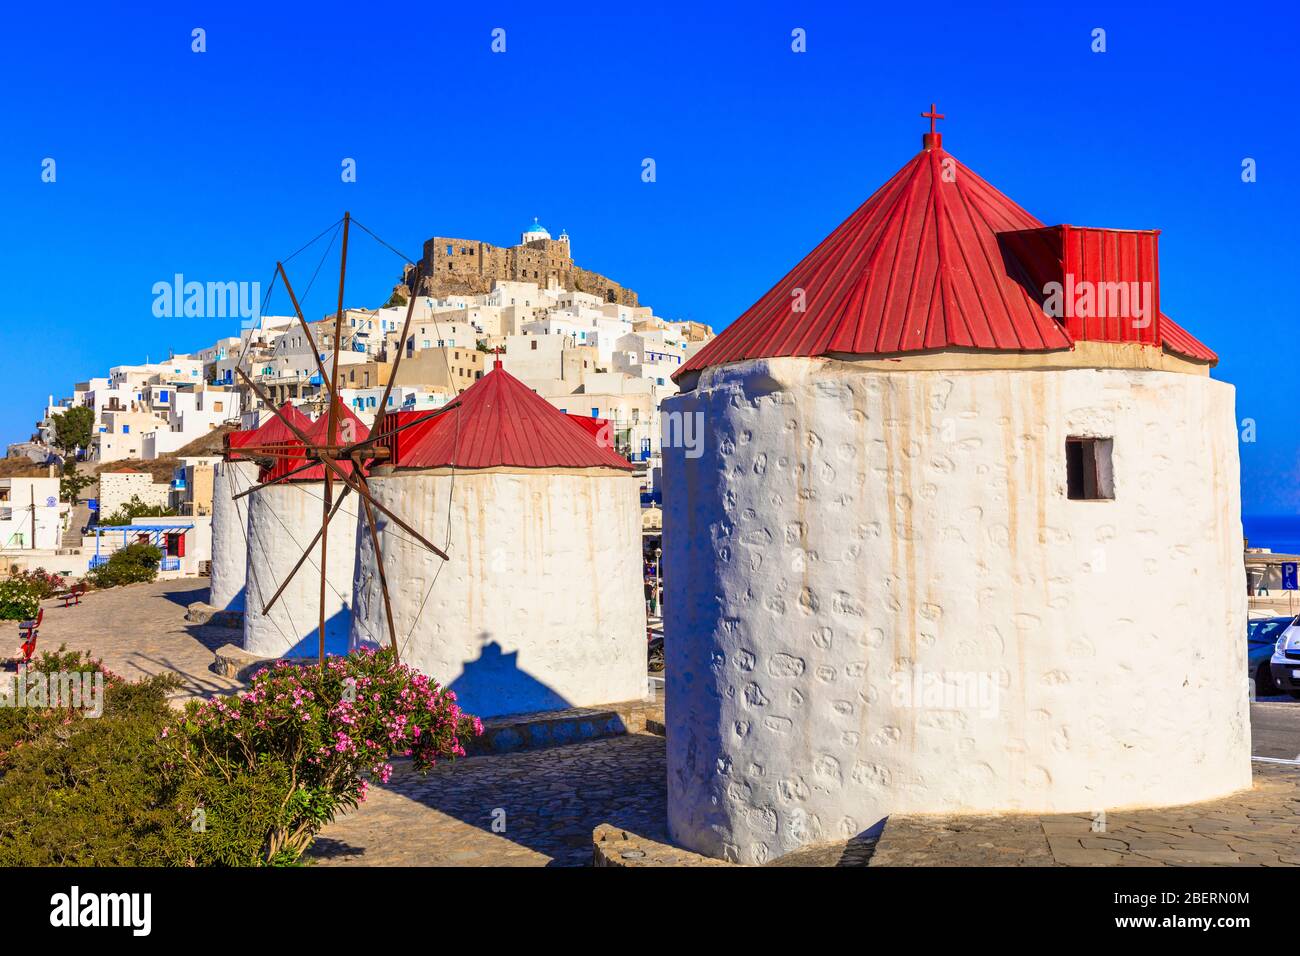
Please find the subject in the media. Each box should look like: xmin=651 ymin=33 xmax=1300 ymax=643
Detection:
xmin=398 ymin=219 xmax=638 ymax=306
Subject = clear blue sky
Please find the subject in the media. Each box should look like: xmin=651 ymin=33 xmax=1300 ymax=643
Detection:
xmin=2 ymin=1 xmax=1295 ymax=513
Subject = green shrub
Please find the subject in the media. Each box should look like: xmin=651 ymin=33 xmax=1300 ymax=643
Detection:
xmin=0 ymin=578 xmax=40 ymax=622
xmin=88 ymin=543 xmax=162 ymax=588
xmin=0 ymin=658 xmax=187 ymax=866
xmin=0 ymin=647 xmax=483 ymax=866
xmin=99 ymin=495 xmax=176 ymax=526
xmin=168 ymin=647 xmax=482 ymax=864
xmin=0 ymin=644 xmax=113 ymax=774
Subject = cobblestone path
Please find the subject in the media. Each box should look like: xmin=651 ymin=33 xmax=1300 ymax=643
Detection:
xmin=311 ymin=732 xmax=667 ymax=866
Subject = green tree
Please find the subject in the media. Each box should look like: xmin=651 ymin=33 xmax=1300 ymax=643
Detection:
xmin=59 ymin=460 xmax=93 ymax=504
xmin=99 ymin=495 xmax=176 ymax=526
xmin=50 ymin=405 xmax=94 ymax=455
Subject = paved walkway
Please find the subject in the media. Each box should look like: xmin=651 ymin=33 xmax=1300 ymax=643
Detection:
xmin=18 ymin=579 xmax=1300 ymax=867
xmin=872 ymin=763 xmax=1300 ymax=866
xmin=26 ymin=578 xmax=243 ymax=699
xmin=313 ymin=740 xmax=1300 ymax=867
xmin=310 ymin=732 xmax=667 ymax=866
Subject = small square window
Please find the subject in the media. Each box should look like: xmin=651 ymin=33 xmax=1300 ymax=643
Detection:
xmin=1066 ymin=437 xmax=1114 ymax=500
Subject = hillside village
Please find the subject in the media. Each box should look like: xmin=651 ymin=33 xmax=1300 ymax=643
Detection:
xmin=1 ymin=219 xmax=713 ymax=579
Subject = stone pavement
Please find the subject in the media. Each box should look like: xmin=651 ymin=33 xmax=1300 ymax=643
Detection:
xmin=871 ymin=763 xmax=1300 ymax=866
xmin=310 ymin=732 xmax=668 ymax=866
xmin=24 ymin=578 xmax=244 ymax=700
xmin=17 ymin=578 xmax=1300 ymax=867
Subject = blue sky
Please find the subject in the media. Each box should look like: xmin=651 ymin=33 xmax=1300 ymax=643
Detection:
xmin=2 ymin=1 xmax=1296 ymax=513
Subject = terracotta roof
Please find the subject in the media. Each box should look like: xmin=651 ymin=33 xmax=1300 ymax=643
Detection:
xmin=678 ymin=134 xmax=1215 ymax=378
xmin=395 ymin=364 xmax=633 ymax=471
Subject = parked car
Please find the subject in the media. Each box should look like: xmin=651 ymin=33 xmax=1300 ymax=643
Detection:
xmin=1268 ymin=617 xmax=1300 ymax=699
xmin=1249 ymin=617 xmax=1292 ymax=696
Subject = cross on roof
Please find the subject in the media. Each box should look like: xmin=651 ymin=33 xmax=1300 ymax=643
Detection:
xmin=922 ymin=103 xmax=945 ymax=135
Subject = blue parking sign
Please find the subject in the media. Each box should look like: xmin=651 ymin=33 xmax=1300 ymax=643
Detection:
xmin=1283 ymin=563 xmax=1299 ymax=591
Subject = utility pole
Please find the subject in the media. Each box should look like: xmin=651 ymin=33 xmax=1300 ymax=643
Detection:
xmin=29 ymin=485 xmax=36 ymax=550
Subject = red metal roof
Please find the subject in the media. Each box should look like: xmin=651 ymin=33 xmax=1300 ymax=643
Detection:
xmin=678 ymin=135 xmax=1215 ymax=378
xmin=226 ymin=403 xmax=312 ymax=459
xmin=267 ymin=402 xmax=371 ymax=482
xmin=1159 ymin=315 xmax=1216 ymax=362
xmin=395 ymin=364 xmax=633 ymax=471
xmin=373 ymin=410 xmax=445 ymax=470
xmin=565 ymin=413 xmax=614 ymax=441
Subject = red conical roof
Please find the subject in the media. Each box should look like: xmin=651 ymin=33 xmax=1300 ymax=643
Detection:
xmin=395 ymin=364 xmax=633 ymax=471
xmin=227 ymin=402 xmax=312 ymax=459
xmin=678 ymin=138 xmax=1214 ymax=379
xmin=289 ymin=402 xmax=371 ymax=481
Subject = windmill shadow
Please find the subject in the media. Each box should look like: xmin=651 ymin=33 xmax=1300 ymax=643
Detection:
xmin=279 ymin=605 xmax=353 ymax=659
xmin=446 ymin=633 xmax=572 ymax=719
xmin=305 ymin=633 xmax=670 ymax=866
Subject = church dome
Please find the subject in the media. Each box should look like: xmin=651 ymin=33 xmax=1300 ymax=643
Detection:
xmin=523 ymin=217 xmax=551 ymax=240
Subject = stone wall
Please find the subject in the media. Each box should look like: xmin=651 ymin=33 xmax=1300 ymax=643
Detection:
xmin=244 ymin=482 xmax=360 ymax=658
xmin=209 ymin=459 xmax=258 ymax=611
xmin=409 ymin=236 xmax=638 ymax=307
xmin=98 ymin=471 xmax=171 ymax=518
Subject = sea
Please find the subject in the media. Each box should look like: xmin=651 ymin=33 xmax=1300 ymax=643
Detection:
xmin=1243 ymin=514 xmax=1300 ymax=556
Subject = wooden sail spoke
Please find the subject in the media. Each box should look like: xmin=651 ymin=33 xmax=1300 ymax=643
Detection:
xmin=374 ymin=262 xmax=423 ymax=417
xmin=354 ymin=470 xmax=399 ymax=655
xmin=277 ymin=261 xmax=336 ymax=395
xmin=235 ymin=215 xmax=452 ymax=666
xmin=261 ymin=486 xmax=353 ymax=614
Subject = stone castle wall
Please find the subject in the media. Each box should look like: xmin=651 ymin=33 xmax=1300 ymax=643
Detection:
xmin=406 ymin=236 xmax=638 ymax=307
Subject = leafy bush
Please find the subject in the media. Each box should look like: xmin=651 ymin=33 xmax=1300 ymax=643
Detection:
xmin=0 ymin=578 xmax=41 ymax=622
xmin=10 ymin=568 xmax=65 ymax=600
xmin=88 ymin=543 xmax=161 ymax=588
xmin=50 ymin=405 xmax=94 ymax=455
xmin=0 ymin=647 xmax=482 ymax=866
xmin=99 ymin=495 xmax=176 ymax=526
xmin=0 ymin=645 xmax=117 ymax=775
xmin=167 ymin=647 xmax=482 ymax=863
xmin=0 ymin=651 xmax=189 ymax=865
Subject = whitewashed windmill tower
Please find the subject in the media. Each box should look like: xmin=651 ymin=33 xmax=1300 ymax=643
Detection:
xmin=661 ymin=110 xmax=1249 ymax=864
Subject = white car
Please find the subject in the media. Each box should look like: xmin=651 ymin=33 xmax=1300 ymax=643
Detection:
xmin=1268 ymin=618 xmax=1300 ymax=699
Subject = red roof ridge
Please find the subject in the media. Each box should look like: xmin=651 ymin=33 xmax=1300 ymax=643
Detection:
xmin=394 ymin=365 xmax=633 ymax=472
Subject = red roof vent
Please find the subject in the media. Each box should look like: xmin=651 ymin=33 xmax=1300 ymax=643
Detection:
xmin=999 ymin=225 xmax=1163 ymax=348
